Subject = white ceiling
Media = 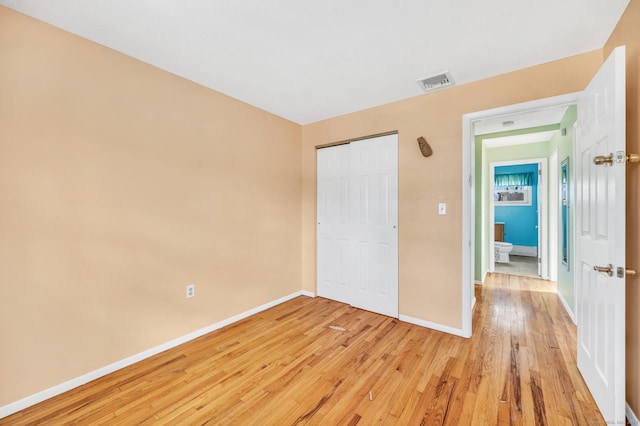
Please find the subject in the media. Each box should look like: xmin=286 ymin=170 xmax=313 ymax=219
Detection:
xmin=474 ymin=105 xmax=570 ymax=135
xmin=0 ymin=0 xmax=630 ymax=124
xmin=483 ymin=130 xmax=560 ymax=148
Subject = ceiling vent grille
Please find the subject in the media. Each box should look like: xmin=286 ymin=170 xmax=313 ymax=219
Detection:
xmin=417 ymin=71 xmax=454 ymax=92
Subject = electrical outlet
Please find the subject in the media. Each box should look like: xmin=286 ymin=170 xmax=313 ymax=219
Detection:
xmin=186 ymin=284 xmax=195 ymax=299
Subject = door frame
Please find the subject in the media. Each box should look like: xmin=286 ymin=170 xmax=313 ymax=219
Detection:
xmin=462 ymin=92 xmax=579 ymax=337
xmin=549 ymin=148 xmax=559 ymax=282
xmin=488 ymin=158 xmax=548 ymax=278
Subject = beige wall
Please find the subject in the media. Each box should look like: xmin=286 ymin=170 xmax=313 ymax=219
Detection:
xmin=0 ymin=7 xmax=301 ymax=405
xmin=301 ymin=51 xmax=602 ymax=328
xmin=605 ymin=0 xmax=640 ymax=415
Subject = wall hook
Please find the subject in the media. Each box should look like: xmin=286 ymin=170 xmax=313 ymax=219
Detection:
xmin=417 ymin=136 xmax=433 ymax=157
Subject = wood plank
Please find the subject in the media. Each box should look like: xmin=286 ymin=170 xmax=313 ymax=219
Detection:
xmin=0 ymin=274 xmax=606 ymax=425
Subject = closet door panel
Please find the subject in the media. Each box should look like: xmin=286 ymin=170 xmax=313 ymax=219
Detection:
xmin=349 ymin=135 xmax=398 ymax=317
xmin=317 ymin=144 xmax=351 ymax=304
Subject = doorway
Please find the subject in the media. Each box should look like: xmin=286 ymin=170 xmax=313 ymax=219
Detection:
xmin=490 ymin=159 xmax=547 ymax=278
xmin=461 ymin=92 xmax=579 ymax=338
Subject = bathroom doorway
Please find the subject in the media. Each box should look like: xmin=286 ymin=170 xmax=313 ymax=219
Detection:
xmin=489 ymin=159 xmax=547 ymax=278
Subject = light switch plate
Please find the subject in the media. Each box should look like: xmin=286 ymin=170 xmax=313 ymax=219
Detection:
xmin=438 ymin=203 xmax=447 ymax=215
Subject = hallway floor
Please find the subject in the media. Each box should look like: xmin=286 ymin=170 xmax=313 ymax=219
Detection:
xmin=495 ymin=255 xmax=539 ymax=277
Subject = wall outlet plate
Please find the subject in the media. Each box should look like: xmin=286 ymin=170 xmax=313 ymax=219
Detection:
xmin=186 ymin=284 xmax=195 ymax=298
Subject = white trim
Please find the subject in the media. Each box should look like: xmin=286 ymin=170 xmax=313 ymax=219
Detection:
xmin=557 ymin=291 xmax=577 ymax=325
xmin=627 ymin=402 xmax=640 ymax=425
xmin=471 ymin=296 xmax=477 ymax=311
xmin=463 ymin=93 xmax=579 ymax=338
xmin=474 ymin=270 xmax=488 ymax=285
xmin=549 ymin=148 xmax=559 ymax=281
xmin=0 ymin=290 xmax=313 ymax=420
xmin=300 ymin=290 xmax=316 ymax=298
xmin=572 ymin=121 xmax=579 ymax=324
xmin=461 ymin=114 xmax=473 ymax=339
xmin=399 ymin=314 xmax=468 ymax=338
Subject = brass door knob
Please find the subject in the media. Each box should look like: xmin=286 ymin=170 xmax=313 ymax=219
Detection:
xmin=593 ymin=154 xmax=613 ymax=166
xmin=594 ymin=264 xmax=614 ymax=276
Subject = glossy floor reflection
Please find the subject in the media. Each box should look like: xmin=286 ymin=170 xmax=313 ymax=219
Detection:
xmin=495 ymin=255 xmax=539 ymax=277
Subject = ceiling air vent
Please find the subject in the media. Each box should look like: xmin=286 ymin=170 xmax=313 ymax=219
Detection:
xmin=417 ymin=71 xmax=454 ymax=92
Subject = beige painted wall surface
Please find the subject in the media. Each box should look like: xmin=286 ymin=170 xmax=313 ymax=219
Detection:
xmin=604 ymin=0 xmax=640 ymax=416
xmin=0 ymin=7 xmax=301 ymax=405
xmin=301 ymin=51 xmax=602 ymax=329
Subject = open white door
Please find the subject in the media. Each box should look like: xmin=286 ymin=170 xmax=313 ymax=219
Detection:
xmin=575 ymin=46 xmax=626 ymax=423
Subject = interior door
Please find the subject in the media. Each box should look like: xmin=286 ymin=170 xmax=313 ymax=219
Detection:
xmin=316 ymin=134 xmax=399 ymax=318
xmin=317 ymin=144 xmax=351 ymax=304
xmin=349 ymin=135 xmax=399 ymax=317
xmin=575 ymin=46 xmax=626 ymax=423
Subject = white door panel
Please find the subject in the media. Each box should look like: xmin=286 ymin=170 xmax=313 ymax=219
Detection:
xmin=576 ymin=46 xmax=626 ymax=424
xmin=317 ymin=144 xmax=351 ymax=304
xmin=349 ymin=136 xmax=398 ymax=317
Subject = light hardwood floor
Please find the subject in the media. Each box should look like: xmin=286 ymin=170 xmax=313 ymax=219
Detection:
xmin=2 ymin=274 xmax=604 ymax=425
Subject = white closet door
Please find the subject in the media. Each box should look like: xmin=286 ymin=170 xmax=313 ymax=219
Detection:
xmin=317 ymin=144 xmax=351 ymax=304
xmin=316 ymin=134 xmax=398 ymax=318
xmin=349 ymin=135 xmax=398 ymax=317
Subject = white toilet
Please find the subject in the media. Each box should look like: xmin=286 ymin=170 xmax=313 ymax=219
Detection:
xmin=494 ymin=241 xmax=514 ymax=263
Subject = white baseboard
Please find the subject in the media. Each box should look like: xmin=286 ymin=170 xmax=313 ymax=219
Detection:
xmin=399 ymin=314 xmax=467 ymax=338
xmin=472 ymin=296 xmax=477 ymax=311
xmin=628 ymin=402 xmax=640 ymax=425
xmin=474 ymin=270 xmax=487 ymax=285
xmin=0 ymin=290 xmax=313 ymax=420
xmin=511 ymin=245 xmax=537 ymax=257
xmin=557 ymin=292 xmax=577 ymax=325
